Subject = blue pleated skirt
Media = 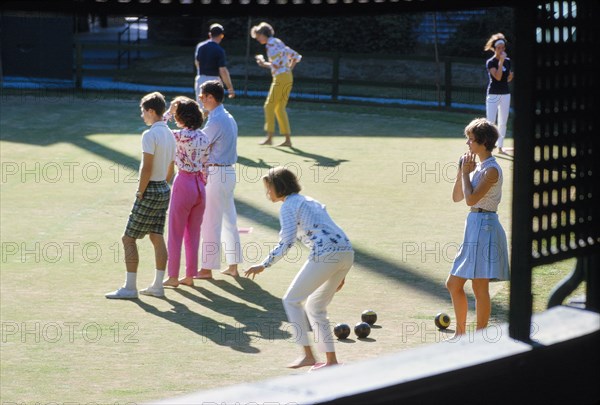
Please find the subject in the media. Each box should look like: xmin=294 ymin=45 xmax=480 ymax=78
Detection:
xmin=450 ymin=212 xmax=510 ymax=281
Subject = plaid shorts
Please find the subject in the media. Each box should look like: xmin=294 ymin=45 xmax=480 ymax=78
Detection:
xmin=124 ymin=181 xmax=171 ymax=239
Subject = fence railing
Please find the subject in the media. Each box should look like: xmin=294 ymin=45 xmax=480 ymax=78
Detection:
xmin=73 ymin=41 xmax=490 ymax=110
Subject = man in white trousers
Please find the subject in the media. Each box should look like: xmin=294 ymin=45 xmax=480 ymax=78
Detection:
xmin=197 ymin=80 xmax=242 ymax=279
xmin=194 ymin=23 xmax=235 ymax=103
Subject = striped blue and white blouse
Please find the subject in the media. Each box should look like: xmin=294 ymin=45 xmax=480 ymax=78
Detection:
xmin=261 ymin=193 xmax=353 ymax=268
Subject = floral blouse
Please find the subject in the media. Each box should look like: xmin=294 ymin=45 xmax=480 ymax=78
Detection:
xmin=164 ymin=112 xmax=210 ymax=173
xmin=265 ymin=37 xmax=302 ymax=76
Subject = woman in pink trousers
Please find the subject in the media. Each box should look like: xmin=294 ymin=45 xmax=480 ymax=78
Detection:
xmin=163 ymin=96 xmax=210 ymax=287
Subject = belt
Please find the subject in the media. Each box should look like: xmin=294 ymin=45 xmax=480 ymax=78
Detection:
xmin=471 ymin=208 xmax=496 ymax=213
xmin=203 ymin=163 xmax=231 ymax=167
xmin=179 ymin=169 xmax=203 ymax=176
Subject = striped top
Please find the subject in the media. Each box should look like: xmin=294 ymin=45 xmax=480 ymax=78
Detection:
xmin=261 ymin=193 xmax=352 ymax=268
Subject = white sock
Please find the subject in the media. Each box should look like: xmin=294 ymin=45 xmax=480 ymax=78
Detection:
xmin=153 ymin=270 xmax=165 ymax=288
xmin=124 ymin=272 xmax=137 ymax=290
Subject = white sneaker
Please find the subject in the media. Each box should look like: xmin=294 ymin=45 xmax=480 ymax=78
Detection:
xmin=139 ymin=285 xmax=165 ymax=298
xmin=105 ymin=287 xmax=138 ymax=299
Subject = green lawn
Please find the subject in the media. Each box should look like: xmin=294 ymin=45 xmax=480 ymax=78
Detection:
xmin=0 ymin=91 xmax=582 ymax=404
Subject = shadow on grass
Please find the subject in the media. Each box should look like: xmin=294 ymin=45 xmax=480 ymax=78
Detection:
xmin=72 ymin=136 xmax=140 ymax=171
xmin=234 ymin=197 xmax=509 ymax=320
xmin=1 ymin=114 xmax=506 ymax=320
xmin=131 ymin=296 xmax=266 ymax=353
xmin=236 ymin=155 xmax=272 ymax=169
xmin=57 ymin=135 xmax=505 ymax=322
xmin=275 ymin=146 xmax=350 ymax=167
xmin=172 ymin=278 xmax=292 ymax=343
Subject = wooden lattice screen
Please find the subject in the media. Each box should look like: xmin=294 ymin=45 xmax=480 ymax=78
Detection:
xmin=510 ymin=0 xmax=599 ymax=341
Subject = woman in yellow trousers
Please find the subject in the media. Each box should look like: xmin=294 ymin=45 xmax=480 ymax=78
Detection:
xmin=251 ymin=22 xmax=302 ymax=147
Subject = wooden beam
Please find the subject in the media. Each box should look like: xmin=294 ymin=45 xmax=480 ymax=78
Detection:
xmin=153 ymin=306 xmax=600 ymax=404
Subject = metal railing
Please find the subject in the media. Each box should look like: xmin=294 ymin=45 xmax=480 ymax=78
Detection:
xmin=74 ymin=41 xmax=488 ymax=110
xmin=117 ymin=17 xmax=144 ymax=69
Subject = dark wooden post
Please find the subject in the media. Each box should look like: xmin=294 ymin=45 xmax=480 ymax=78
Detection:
xmin=75 ymin=41 xmax=83 ymax=89
xmin=444 ymin=58 xmax=452 ymax=108
xmin=332 ymin=53 xmax=340 ymax=101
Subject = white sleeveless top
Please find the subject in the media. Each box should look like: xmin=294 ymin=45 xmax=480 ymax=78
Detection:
xmin=471 ymin=156 xmax=503 ymax=212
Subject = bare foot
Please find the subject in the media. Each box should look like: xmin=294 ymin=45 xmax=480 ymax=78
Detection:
xmin=287 ymin=355 xmax=317 ymax=369
xmin=163 ymin=277 xmax=179 ymax=288
xmin=220 ymin=265 xmax=239 ymax=277
xmin=309 ymin=362 xmax=341 ymax=372
xmin=178 ymin=277 xmax=194 ymax=286
xmin=442 ymin=333 xmax=464 ymax=343
xmin=194 ymin=269 xmax=213 ymax=280
xmin=277 ymin=141 xmax=292 ymax=147
xmin=259 ymin=137 xmax=272 ymax=145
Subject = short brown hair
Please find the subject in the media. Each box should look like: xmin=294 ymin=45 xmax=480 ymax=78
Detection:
xmin=200 ymin=80 xmax=224 ymax=103
xmin=262 ymin=166 xmax=301 ymax=198
xmin=140 ymin=92 xmax=166 ymax=116
xmin=172 ymin=96 xmax=203 ymax=130
xmin=465 ymin=118 xmax=499 ymax=151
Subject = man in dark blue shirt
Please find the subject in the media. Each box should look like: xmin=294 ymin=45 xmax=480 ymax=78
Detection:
xmin=194 ymin=24 xmax=235 ymax=103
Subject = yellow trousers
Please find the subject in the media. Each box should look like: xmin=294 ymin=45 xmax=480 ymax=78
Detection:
xmin=264 ymin=71 xmax=293 ymax=134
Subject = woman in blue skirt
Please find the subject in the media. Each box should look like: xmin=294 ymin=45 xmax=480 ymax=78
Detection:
xmin=446 ymin=118 xmax=510 ymax=338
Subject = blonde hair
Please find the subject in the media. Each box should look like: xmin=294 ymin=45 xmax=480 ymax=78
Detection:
xmin=484 ymin=33 xmax=507 ymax=52
xmin=250 ymin=22 xmax=274 ymax=39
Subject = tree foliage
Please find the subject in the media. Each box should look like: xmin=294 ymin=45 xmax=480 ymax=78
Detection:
xmin=149 ymin=9 xmax=514 ymax=59
xmin=263 ymin=15 xmax=419 ymax=54
xmin=149 ymin=15 xmax=419 ymax=55
xmin=442 ymin=7 xmax=515 ymax=58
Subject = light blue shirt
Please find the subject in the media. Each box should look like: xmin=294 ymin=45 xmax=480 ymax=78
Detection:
xmin=203 ymin=104 xmax=237 ymax=165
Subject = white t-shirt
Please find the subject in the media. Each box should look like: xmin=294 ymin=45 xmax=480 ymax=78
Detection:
xmin=141 ymin=121 xmax=176 ymax=181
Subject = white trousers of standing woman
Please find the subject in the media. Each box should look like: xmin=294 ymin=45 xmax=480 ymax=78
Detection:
xmin=486 ymin=93 xmax=511 ymax=148
xmin=282 ymin=250 xmax=354 ymax=353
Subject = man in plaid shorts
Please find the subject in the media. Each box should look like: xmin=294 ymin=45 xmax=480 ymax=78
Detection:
xmin=106 ymin=92 xmax=176 ymax=299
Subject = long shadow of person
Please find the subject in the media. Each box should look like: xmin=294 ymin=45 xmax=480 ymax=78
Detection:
xmin=237 ymin=155 xmax=272 ymax=169
xmin=172 ymin=281 xmax=293 ymax=344
xmin=276 ymin=146 xmax=349 ymax=167
xmin=210 ymin=277 xmax=283 ymax=312
xmin=130 ymin=296 xmax=260 ymax=353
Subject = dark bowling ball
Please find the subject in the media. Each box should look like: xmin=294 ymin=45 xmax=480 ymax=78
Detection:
xmin=434 ymin=312 xmax=451 ymax=330
xmin=333 ymin=323 xmax=351 ymax=340
xmin=354 ymin=321 xmax=371 ymax=339
xmin=361 ymin=310 xmax=377 ymax=325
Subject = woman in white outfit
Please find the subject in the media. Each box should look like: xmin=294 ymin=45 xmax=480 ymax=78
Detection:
xmin=244 ymin=166 xmax=354 ymax=371
xmin=484 ymin=33 xmax=514 ymax=155
xmin=446 ymin=118 xmax=510 ymax=339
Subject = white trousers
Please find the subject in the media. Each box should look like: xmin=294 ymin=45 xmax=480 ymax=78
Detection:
xmin=486 ymin=93 xmax=511 ymax=148
xmin=200 ymin=165 xmax=242 ymax=269
xmin=282 ymin=250 xmax=354 ymax=353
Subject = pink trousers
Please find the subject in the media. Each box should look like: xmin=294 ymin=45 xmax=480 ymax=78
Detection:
xmin=167 ymin=170 xmax=206 ymax=278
